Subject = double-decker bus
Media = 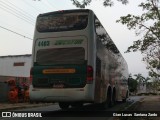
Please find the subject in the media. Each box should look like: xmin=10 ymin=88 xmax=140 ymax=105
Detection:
xmin=29 ymin=9 xmax=129 ymax=109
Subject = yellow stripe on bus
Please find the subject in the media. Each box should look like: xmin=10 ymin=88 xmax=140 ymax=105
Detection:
xmin=43 ymin=69 xmax=76 ymax=74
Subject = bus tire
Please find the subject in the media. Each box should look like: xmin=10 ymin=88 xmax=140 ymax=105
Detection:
xmin=122 ymin=91 xmax=128 ymax=103
xmin=112 ymin=88 xmax=116 ymax=105
xmin=59 ymin=102 xmax=70 ymax=109
xmin=100 ymin=89 xmax=112 ymax=110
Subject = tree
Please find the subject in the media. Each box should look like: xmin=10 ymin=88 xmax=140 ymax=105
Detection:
xmin=134 ymin=73 xmax=145 ymax=89
xmin=71 ymin=0 xmax=128 ymax=8
xmin=134 ymin=73 xmax=145 ymax=82
xmin=116 ymin=0 xmax=160 ymax=78
xmin=128 ymin=74 xmax=138 ymax=93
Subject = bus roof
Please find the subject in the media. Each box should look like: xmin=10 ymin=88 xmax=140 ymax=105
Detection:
xmin=38 ymin=9 xmax=92 ymax=17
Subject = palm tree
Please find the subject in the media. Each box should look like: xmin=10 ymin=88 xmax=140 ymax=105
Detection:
xmin=134 ymin=74 xmax=145 ymax=93
xmin=134 ymin=74 xmax=145 ymax=84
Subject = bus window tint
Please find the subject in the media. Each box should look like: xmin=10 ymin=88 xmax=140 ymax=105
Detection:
xmin=37 ymin=13 xmax=88 ymax=32
xmin=95 ymin=16 xmax=119 ymax=54
xmin=36 ymin=47 xmax=85 ymax=65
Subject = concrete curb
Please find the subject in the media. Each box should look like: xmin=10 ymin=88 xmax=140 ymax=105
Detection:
xmin=0 ymin=103 xmax=54 ymax=111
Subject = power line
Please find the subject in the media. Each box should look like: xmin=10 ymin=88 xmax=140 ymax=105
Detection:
xmin=46 ymin=0 xmax=59 ymax=10
xmin=36 ymin=1 xmax=51 ymax=12
xmin=41 ymin=0 xmax=54 ymax=11
xmin=0 ymin=19 xmax=33 ymax=37
xmin=0 ymin=5 xmax=34 ymax=26
xmin=23 ymin=0 xmax=43 ymax=13
xmin=0 ymin=1 xmax=35 ymax=24
xmin=3 ymin=0 xmax=36 ymax=21
xmin=0 ymin=25 xmax=33 ymax=40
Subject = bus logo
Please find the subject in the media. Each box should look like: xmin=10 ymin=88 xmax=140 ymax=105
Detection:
xmin=54 ymin=39 xmax=83 ymax=45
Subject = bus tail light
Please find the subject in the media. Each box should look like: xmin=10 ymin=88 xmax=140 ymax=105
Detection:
xmin=87 ymin=66 xmax=93 ymax=84
xmin=30 ymin=67 xmax=33 ymax=84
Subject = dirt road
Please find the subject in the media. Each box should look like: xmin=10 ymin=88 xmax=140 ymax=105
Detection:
xmin=117 ymin=95 xmax=160 ymax=120
xmin=137 ymin=96 xmax=160 ymax=111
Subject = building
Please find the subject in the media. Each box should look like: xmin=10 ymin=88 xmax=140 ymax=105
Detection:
xmin=0 ymin=54 xmax=32 ymax=84
xmin=0 ymin=54 xmax=32 ymax=102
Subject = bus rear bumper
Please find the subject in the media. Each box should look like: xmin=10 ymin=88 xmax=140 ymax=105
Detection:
xmin=29 ymin=85 xmax=94 ymax=103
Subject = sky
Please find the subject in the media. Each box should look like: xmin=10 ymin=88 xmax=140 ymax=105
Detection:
xmin=0 ymin=0 xmax=148 ymax=77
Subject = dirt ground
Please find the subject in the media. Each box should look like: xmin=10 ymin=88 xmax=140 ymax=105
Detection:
xmin=0 ymin=102 xmax=53 ymax=111
xmin=114 ymin=96 xmax=160 ymax=120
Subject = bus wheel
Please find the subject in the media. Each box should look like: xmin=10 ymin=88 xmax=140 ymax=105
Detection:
xmin=122 ymin=91 xmax=128 ymax=103
xmin=112 ymin=89 xmax=116 ymax=105
xmin=59 ymin=102 xmax=70 ymax=109
xmin=100 ymin=91 xmax=112 ymax=110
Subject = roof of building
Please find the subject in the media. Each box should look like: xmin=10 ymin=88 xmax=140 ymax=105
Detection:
xmin=0 ymin=54 xmax=31 ymax=58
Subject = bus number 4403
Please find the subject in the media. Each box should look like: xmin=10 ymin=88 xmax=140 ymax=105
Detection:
xmin=38 ymin=41 xmax=50 ymax=47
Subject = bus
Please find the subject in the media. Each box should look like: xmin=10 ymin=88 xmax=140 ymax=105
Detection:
xmin=29 ymin=9 xmax=129 ymax=109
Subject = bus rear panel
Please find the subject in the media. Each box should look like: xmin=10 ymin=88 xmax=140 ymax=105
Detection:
xmin=30 ymin=9 xmax=129 ymax=109
xmin=30 ymin=9 xmax=95 ymax=103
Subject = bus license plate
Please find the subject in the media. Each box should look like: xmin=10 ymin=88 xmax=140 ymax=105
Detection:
xmin=53 ymin=84 xmax=64 ymax=88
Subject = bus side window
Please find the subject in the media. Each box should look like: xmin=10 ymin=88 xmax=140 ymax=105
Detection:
xmin=96 ymin=57 xmax=101 ymax=77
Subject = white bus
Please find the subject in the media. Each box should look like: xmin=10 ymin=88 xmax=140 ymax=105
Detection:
xmin=29 ymin=9 xmax=129 ymax=109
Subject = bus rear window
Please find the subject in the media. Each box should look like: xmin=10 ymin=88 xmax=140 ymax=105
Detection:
xmin=36 ymin=47 xmax=85 ymax=65
xmin=37 ymin=13 xmax=88 ymax=32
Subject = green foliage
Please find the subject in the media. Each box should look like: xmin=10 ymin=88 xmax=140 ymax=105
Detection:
xmin=129 ymin=73 xmax=151 ymax=93
xmin=134 ymin=73 xmax=145 ymax=82
xmin=128 ymin=78 xmax=138 ymax=92
xmin=117 ymin=0 xmax=160 ymax=78
xmin=71 ymin=0 xmax=128 ymax=8
xmin=128 ymin=75 xmax=138 ymax=93
xmin=71 ymin=0 xmax=91 ymax=8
